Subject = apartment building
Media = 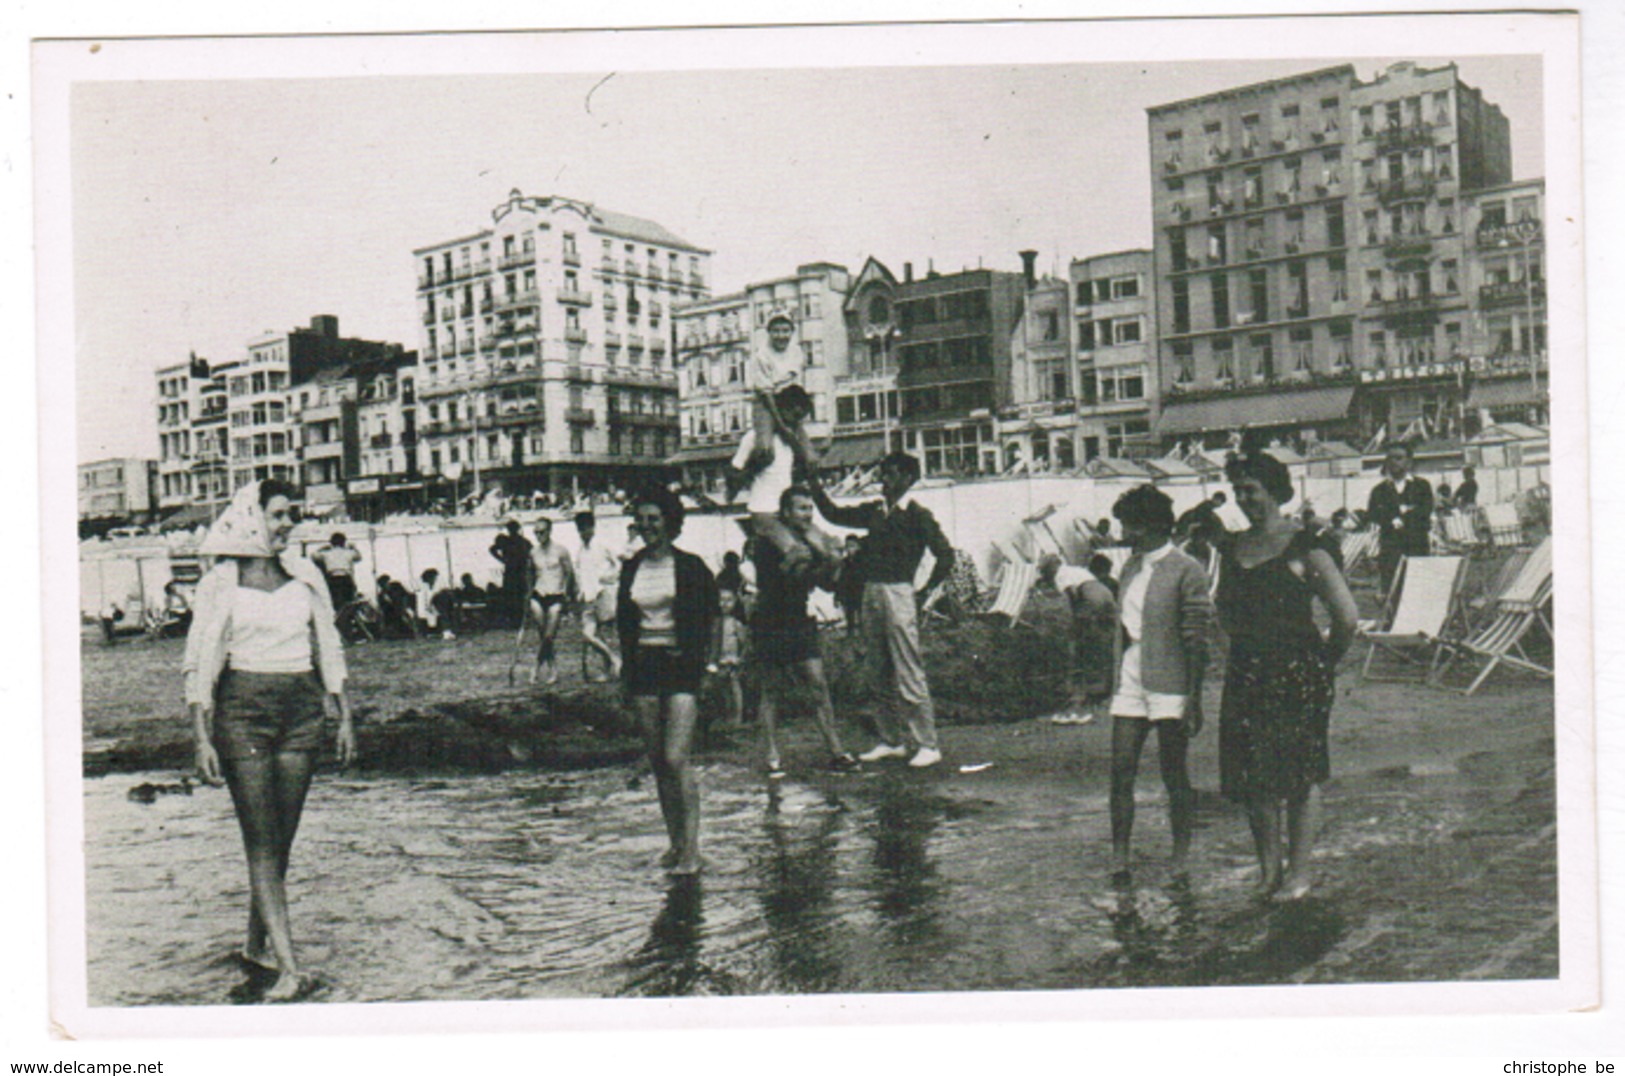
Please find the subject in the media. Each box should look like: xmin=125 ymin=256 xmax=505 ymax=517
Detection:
xmin=154 ymin=356 xmax=206 ymax=509
xmin=78 ymin=457 xmax=156 ymax=529
xmin=832 ymin=257 xmax=903 ymax=468
xmin=1147 ymin=61 xmax=1515 ymax=448
xmin=1002 ymin=256 xmax=1076 ymax=470
xmin=1461 ymin=178 xmax=1547 ymax=425
xmin=1071 ymin=250 xmax=1158 ymax=459
xmin=893 ymin=265 xmax=1026 ymax=477
xmin=413 ymin=189 xmax=708 ymax=500
xmin=289 ymin=351 xmax=419 ymax=520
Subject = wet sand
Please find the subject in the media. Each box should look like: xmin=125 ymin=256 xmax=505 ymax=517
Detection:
xmin=76 ymin=591 xmax=1557 ymax=1002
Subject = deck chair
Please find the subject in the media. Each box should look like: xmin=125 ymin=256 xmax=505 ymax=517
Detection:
xmin=1436 ymin=537 xmax=1554 ymax=695
xmin=1437 ymin=508 xmax=1485 ymax=551
xmin=1360 ymin=555 xmax=1467 ymax=681
xmin=1463 ymin=547 xmax=1531 ymax=632
xmin=1482 ymin=502 xmax=1525 ymax=549
xmin=1339 ymin=527 xmax=1381 ymax=575
xmin=922 ymin=547 xmax=988 ymax=623
xmin=982 ymin=558 xmax=1040 ymax=627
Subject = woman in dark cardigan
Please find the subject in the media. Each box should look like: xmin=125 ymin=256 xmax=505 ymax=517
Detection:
xmin=617 ymin=485 xmax=719 ymax=876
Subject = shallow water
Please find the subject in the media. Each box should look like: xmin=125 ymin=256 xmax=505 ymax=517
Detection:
xmin=83 ymin=746 xmax=1556 ymax=1005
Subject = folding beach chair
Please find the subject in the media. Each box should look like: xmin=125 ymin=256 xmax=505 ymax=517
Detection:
xmin=981 ymin=558 xmax=1040 ymax=627
xmin=1463 ymin=547 xmax=1531 ymax=632
xmin=1338 ymin=527 xmax=1381 ymax=576
xmin=1437 ymin=508 xmax=1485 ymax=551
xmin=1436 ymin=537 xmax=1554 ymax=695
xmin=1360 ymin=555 xmax=1468 ymax=682
xmin=922 ymin=547 xmax=988 ymax=623
xmin=1482 ymin=502 xmax=1525 ymax=549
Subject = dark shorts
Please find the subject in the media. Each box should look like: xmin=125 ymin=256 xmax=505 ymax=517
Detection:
xmin=625 ymin=646 xmax=703 ymax=698
xmin=530 ymin=592 xmax=568 ymax=613
xmin=751 ymin=620 xmax=821 ymax=667
xmin=212 ymin=669 xmax=325 ymax=761
xmin=325 ymin=573 xmax=357 ymax=609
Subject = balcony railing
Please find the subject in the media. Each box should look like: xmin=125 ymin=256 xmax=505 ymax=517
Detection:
xmin=688 ymin=272 xmax=705 ymax=288
xmin=498 ymin=250 xmax=532 ymax=270
xmin=1376 ymin=175 xmax=1437 ymax=204
xmin=1476 ymin=219 xmax=1543 ymax=249
xmin=370 ymin=433 xmax=393 ymax=448
xmin=604 ymin=330 xmax=622 ymax=348
xmin=557 ymin=287 xmax=593 ymax=306
xmin=562 ymin=248 xmax=581 ymax=267
xmin=1374 ymin=122 xmax=1435 ymax=153
xmin=608 ymin=411 xmax=679 ymax=430
xmin=494 ymin=290 xmax=539 ymax=312
xmin=1479 ymin=279 xmax=1546 ymax=309
xmin=565 ymin=326 xmax=589 ymax=344
xmin=565 ymin=406 xmax=596 ymax=426
xmin=1383 ymin=235 xmax=1433 ymax=259
xmin=564 ymin=364 xmax=593 ymax=383
xmin=1378 ymin=291 xmax=1442 ymax=322
xmin=417 ymin=274 xmax=437 ymax=291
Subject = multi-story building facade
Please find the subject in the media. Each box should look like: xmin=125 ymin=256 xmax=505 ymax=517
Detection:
xmin=190 ymin=363 xmax=234 ymax=514
xmin=1072 ymin=250 xmax=1158 ymax=459
xmin=1462 ymin=178 xmax=1547 ymax=425
xmin=154 ymin=356 xmax=205 ymax=509
xmin=1148 ymin=61 xmax=1515 ymax=448
xmin=1002 ymin=256 xmax=1077 ymax=470
xmin=227 ymin=315 xmax=405 ymax=494
xmin=413 ymin=190 xmax=707 ymax=500
xmin=290 ymin=351 xmax=420 ymax=520
xmin=669 ymin=262 xmax=851 ymax=490
xmin=893 ymin=265 xmax=1026 ymax=477
xmin=78 ymin=458 xmax=156 ymax=529
xmin=834 ymin=257 xmax=903 ymax=466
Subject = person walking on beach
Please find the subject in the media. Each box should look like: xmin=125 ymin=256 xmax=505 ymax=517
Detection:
xmin=751 ymin=486 xmax=860 ymax=778
xmin=489 ymin=520 xmax=532 ymax=628
xmin=573 ymin=511 xmax=622 ymax=683
xmin=184 ymin=479 xmax=354 ymax=1002
xmin=618 ymin=485 xmax=719 ymax=876
xmin=1105 ymin=484 xmax=1214 ymax=884
xmin=709 ymin=586 xmax=749 ymax=731
xmin=1366 ymin=441 xmax=1433 ymax=594
xmin=811 ymin=451 xmax=954 ymax=769
xmin=1218 ymin=451 xmax=1359 ymax=900
xmin=311 ymin=532 xmax=362 ymax=610
xmin=1039 ymin=552 xmax=1118 ymax=726
xmin=526 ymin=517 xmax=576 ymax=686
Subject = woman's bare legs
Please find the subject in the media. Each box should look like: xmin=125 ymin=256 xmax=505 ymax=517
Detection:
xmin=658 ymin=694 xmax=702 ymax=874
xmin=223 ymin=749 xmax=315 ymax=999
xmin=1245 ymin=797 xmax=1284 ymax=897
xmin=1281 ymin=787 xmax=1319 ymax=899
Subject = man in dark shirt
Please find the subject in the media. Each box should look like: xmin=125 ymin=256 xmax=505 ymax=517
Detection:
xmin=1455 ymin=465 xmax=1479 ymax=509
xmin=489 ymin=519 xmax=533 ymax=628
xmin=1366 ymin=442 xmax=1435 ymax=594
xmin=811 ymin=451 xmax=954 ymax=768
xmin=750 ymin=486 xmax=858 ymax=776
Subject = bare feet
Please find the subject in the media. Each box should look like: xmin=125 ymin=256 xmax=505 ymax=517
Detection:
xmin=669 ymin=855 xmax=702 ymax=877
xmin=1277 ymin=870 xmax=1312 ymax=902
xmin=658 ymin=848 xmax=680 ymax=870
xmin=261 ymin=971 xmax=316 ymax=1003
xmin=239 ymin=947 xmax=278 ymax=973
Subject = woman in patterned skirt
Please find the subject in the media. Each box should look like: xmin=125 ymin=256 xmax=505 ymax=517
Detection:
xmin=1217 ymin=451 xmax=1359 ymax=900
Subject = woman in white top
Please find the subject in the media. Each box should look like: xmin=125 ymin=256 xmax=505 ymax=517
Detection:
xmin=184 ymin=480 xmax=354 ymax=1002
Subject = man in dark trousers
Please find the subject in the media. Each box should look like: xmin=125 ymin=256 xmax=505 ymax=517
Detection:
xmin=489 ymin=519 xmax=533 ymax=628
xmin=1455 ymin=465 xmax=1479 ymax=509
xmin=1366 ymin=441 xmax=1434 ymax=594
xmin=810 ymin=451 xmax=955 ymax=769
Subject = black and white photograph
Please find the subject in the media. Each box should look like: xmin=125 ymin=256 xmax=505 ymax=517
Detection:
xmin=18 ymin=6 xmax=1612 ymax=1065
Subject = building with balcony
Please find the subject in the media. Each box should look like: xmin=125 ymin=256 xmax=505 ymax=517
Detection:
xmin=154 ymin=355 xmax=207 ymax=509
xmin=1461 ymin=178 xmax=1547 ymax=426
xmin=1002 ymin=256 xmax=1077 ymax=471
xmin=1071 ymin=250 xmax=1158 ymax=460
xmin=891 ymin=263 xmax=1026 ymax=477
xmin=1148 ymin=61 xmax=1513 ymax=448
xmin=227 ymin=315 xmax=406 ymax=494
xmin=834 ymin=257 xmax=904 ymax=470
xmin=78 ymin=457 xmax=157 ymax=532
xmin=290 ymin=351 xmax=419 ymax=520
xmin=413 ymin=189 xmax=709 ymax=501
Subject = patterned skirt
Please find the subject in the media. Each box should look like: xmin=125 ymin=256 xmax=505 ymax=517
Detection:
xmin=1219 ymin=640 xmax=1335 ymax=803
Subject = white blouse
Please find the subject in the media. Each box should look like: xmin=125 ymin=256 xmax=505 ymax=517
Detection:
xmin=630 ymin=557 xmax=678 ymax=647
xmin=229 ymin=583 xmax=315 ymax=674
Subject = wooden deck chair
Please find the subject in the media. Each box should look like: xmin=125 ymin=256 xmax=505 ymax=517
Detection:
xmin=1436 ymin=537 xmax=1554 ymax=695
xmin=1360 ymin=555 xmax=1468 ymax=681
xmin=1438 ymin=508 xmax=1485 ymax=551
xmin=923 ymin=547 xmax=988 ymax=622
xmin=1463 ymin=547 xmax=1531 ymax=631
xmin=1338 ymin=527 xmax=1381 ymax=575
xmin=1482 ymin=502 xmax=1525 ymax=549
xmin=982 ymin=558 xmax=1040 ymax=627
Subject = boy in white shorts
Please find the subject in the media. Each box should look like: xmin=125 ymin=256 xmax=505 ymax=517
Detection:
xmin=1106 ymin=484 xmax=1214 ymax=884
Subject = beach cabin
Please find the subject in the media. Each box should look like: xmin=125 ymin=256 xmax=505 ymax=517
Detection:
xmin=1467 ymin=423 xmax=1549 ymax=469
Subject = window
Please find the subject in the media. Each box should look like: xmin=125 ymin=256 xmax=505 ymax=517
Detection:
xmin=1285 ymin=209 xmax=1305 ymax=251
xmin=1078 ymin=319 xmax=1096 ymax=351
xmin=1433 ymin=90 xmax=1452 ymax=126
xmin=1366 ymin=269 xmax=1384 ymax=303
xmin=570 ymin=429 xmax=584 ymax=454
xmin=1442 ymin=259 xmax=1459 ymax=293
xmin=1247 ymin=334 xmax=1273 ymax=382
xmin=1330 ymin=322 xmax=1353 ymax=370
xmin=1286 ymin=261 xmax=1309 ymax=317
xmin=1173 ymin=343 xmax=1195 ymax=384
xmin=1213 ymin=338 xmax=1235 ymax=383
xmin=1113 ymin=318 xmax=1142 ymax=345
xmin=1110 ymin=276 xmax=1140 ymax=300
xmin=1211 ymin=273 xmax=1230 ymax=328
xmin=1368 ymin=331 xmax=1387 ymax=367
xmin=1326 ymin=203 xmax=1346 ymax=248
xmin=1445 ymin=321 xmax=1464 ymax=357
xmin=1247 ymin=268 xmax=1269 ymax=323
xmin=1290 ymin=327 xmax=1314 ymax=373
xmin=1329 ymin=255 xmax=1348 ymax=302
xmin=1244 ymin=217 xmax=1264 ymax=259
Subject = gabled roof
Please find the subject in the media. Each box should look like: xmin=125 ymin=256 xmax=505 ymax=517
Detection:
xmin=843 ymin=256 xmax=899 ymax=313
xmin=589 ymin=205 xmax=707 ymax=254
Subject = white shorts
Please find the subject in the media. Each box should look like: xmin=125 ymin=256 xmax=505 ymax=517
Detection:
xmin=1110 ymin=642 xmax=1188 ymax=721
xmin=580 ymin=588 xmax=615 ymax=624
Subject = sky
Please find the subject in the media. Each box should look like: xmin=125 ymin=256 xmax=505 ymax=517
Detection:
xmin=68 ymin=50 xmax=1543 ymax=462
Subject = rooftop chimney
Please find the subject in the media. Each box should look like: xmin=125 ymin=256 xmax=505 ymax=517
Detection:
xmin=309 ymin=315 xmax=339 ymax=339
xmin=903 ymin=261 xmax=914 ymax=283
xmin=1019 ymin=250 xmax=1038 ymax=289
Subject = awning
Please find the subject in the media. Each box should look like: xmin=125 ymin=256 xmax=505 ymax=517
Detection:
xmin=1157 ymin=386 xmax=1355 ymax=436
xmin=667 ymin=442 xmax=737 ymax=465
xmin=1467 ymin=377 xmax=1546 ymax=410
xmin=156 ymin=503 xmax=216 ymax=532
xmin=821 ymin=435 xmax=886 ymax=469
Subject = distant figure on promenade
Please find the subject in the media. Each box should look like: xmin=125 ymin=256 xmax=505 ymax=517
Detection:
xmin=1038 ymin=552 xmax=1118 ymax=726
xmin=573 ymin=511 xmax=622 ymax=683
xmin=1105 ymin=485 xmax=1214 ymax=884
xmin=750 ymin=486 xmax=859 ymax=778
xmin=311 ymin=532 xmax=362 ymax=609
xmin=1366 ymin=442 xmax=1434 ymax=594
xmin=184 ymin=479 xmax=354 ymax=1002
xmin=811 ymin=451 xmax=954 ymax=769
xmin=489 ymin=520 xmax=533 ymax=628
xmin=1455 ymin=465 xmax=1480 ymax=509
xmin=1218 ymin=452 xmax=1359 ymax=900
xmin=527 ymin=518 xmax=577 ymax=686
xmin=617 ymin=485 xmax=719 ymax=876
xmin=709 ymin=586 xmax=748 ymax=731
